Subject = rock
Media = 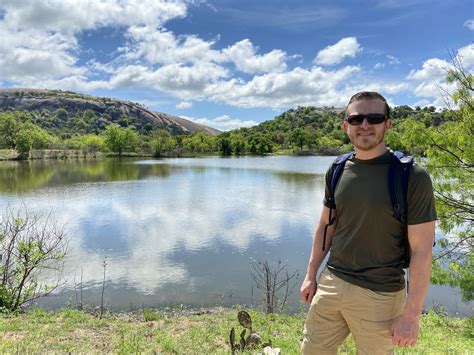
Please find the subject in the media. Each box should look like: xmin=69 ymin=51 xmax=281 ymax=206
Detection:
xmin=263 ymin=346 xmax=281 ymax=355
xmin=0 ymin=88 xmax=220 ymax=136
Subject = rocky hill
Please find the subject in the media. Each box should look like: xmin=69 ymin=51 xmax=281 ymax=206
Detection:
xmin=0 ymin=89 xmax=220 ymax=136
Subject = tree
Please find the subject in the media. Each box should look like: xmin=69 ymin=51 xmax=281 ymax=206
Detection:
xmin=80 ymin=134 xmax=105 ymax=153
xmin=15 ymin=130 xmax=32 ymax=159
xmin=123 ymin=127 xmax=139 ymax=153
xmin=55 ymin=108 xmax=68 ymax=122
xmin=248 ymin=134 xmax=273 ymax=155
xmin=0 ymin=112 xmax=19 ymax=149
xmin=0 ymin=208 xmax=68 ymax=311
xmin=251 ymin=260 xmax=298 ymax=314
xmin=398 ymin=53 xmax=473 ymax=301
xmin=289 ymin=128 xmax=308 ymax=151
xmin=183 ymin=132 xmax=216 ymax=154
xmin=151 ymin=129 xmax=176 ymax=157
xmin=82 ymin=109 xmax=96 ymax=123
xmin=231 ymin=133 xmax=247 ymax=155
xmin=18 ymin=122 xmax=56 ymax=149
xmin=218 ymin=134 xmax=232 ymax=156
xmin=102 ymin=124 xmax=139 ymax=156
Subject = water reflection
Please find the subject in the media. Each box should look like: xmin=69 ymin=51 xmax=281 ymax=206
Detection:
xmin=0 ymin=157 xmax=471 ymax=315
xmin=0 ymin=159 xmax=174 ymax=193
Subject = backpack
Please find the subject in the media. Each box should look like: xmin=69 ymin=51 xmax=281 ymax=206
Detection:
xmin=322 ymin=150 xmax=413 ymax=268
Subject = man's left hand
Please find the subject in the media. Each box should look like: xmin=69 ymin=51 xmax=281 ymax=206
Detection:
xmin=388 ymin=314 xmax=420 ymax=348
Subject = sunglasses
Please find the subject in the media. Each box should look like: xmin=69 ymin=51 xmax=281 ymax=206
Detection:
xmin=345 ymin=113 xmax=387 ymax=125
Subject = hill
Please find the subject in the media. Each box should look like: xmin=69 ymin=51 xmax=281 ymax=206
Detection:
xmin=0 ymin=88 xmax=220 ymax=136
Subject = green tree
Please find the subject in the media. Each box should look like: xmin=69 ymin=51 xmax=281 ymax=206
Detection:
xmin=398 ymin=54 xmax=473 ymax=301
xmin=317 ymin=136 xmax=343 ymax=155
xmin=230 ymin=133 xmax=247 ymax=155
xmin=0 ymin=112 xmax=19 ymax=148
xmin=123 ymin=127 xmax=139 ymax=153
xmin=19 ymin=122 xmax=56 ymax=149
xmin=80 ymin=134 xmax=105 ymax=153
xmin=289 ymin=128 xmax=308 ymax=151
xmin=218 ymin=134 xmax=232 ymax=156
xmin=151 ymin=129 xmax=176 ymax=157
xmin=183 ymin=132 xmax=216 ymax=154
xmin=102 ymin=124 xmax=139 ymax=156
xmin=83 ymin=109 xmax=96 ymax=123
xmin=0 ymin=208 xmax=68 ymax=311
xmin=55 ymin=108 xmax=68 ymax=122
xmin=15 ymin=130 xmax=32 ymax=159
xmin=248 ymin=134 xmax=273 ymax=155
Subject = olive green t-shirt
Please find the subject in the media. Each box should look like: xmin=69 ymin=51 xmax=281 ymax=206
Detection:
xmin=324 ymin=151 xmax=437 ymax=292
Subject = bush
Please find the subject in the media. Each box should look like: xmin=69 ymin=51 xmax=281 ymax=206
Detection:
xmin=0 ymin=207 xmax=68 ymax=311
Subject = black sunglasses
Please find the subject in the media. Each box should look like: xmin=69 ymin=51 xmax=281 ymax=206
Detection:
xmin=345 ymin=113 xmax=387 ymax=125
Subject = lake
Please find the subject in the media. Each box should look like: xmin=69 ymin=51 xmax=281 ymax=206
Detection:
xmin=0 ymin=156 xmax=471 ymax=316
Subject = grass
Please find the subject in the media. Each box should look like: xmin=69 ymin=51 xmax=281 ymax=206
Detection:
xmin=0 ymin=307 xmax=472 ymax=353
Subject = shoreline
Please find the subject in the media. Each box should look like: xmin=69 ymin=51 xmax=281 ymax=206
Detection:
xmin=0 ymin=148 xmax=339 ymax=162
xmin=0 ymin=306 xmax=471 ymax=353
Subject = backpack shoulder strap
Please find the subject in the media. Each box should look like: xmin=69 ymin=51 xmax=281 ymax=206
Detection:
xmin=388 ymin=151 xmax=414 ymax=268
xmin=322 ymin=152 xmax=353 ymax=251
xmin=326 ymin=151 xmax=353 ymax=209
xmin=388 ymin=151 xmax=414 ymax=224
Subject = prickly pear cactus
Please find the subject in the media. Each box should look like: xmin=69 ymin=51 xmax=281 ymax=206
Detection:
xmin=230 ymin=310 xmax=274 ymax=353
xmin=238 ymin=310 xmax=252 ymax=331
xmin=229 ymin=327 xmax=236 ymax=353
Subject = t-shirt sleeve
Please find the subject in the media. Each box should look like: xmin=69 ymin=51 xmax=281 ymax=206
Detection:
xmin=323 ymin=167 xmax=336 ymax=208
xmin=407 ymin=165 xmax=437 ymax=225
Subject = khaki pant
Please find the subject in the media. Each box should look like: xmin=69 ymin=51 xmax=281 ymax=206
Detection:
xmin=301 ymin=268 xmax=406 ymax=355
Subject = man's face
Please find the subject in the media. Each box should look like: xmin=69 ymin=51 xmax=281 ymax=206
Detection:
xmin=342 ymin=99 xmax=392 ymax=152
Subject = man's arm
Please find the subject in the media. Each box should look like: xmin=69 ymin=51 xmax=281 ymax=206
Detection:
xmin=390 ymin=220 xmax=435 ymax=347
xmin=300 ymin=206 xmax=336 ymax=304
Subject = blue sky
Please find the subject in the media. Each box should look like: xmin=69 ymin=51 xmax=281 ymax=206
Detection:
xmin=0 ymin=0 xmax=472 ymax=131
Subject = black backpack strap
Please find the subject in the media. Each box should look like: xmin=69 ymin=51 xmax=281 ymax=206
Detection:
xmin=388 ymin=151 xmax=413 ymax=223
xmin=326 ymin=152 xmax=353 ymax=209
xmin=388 ymin=151 xmax=414 ymax=268
xmin=322 ymin=152 xmax=353 ymax=251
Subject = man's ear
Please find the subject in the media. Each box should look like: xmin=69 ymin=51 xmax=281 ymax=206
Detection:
xmin=385 ymin=119 xmax=393 ymax=130
xmin=342 ymin=120 xmax=348 ymax=133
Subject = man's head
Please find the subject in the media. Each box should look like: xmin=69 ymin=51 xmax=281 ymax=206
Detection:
xmin=343 ymin=91 xmax=392 ymax=154
xmin=346 ymin=91 xmax=390 ymax=119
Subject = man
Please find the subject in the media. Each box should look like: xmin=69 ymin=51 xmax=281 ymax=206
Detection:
xmin=300 ymin=91 xmax=436 ymax=354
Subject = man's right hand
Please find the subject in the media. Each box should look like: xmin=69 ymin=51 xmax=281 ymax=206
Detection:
xmin=300 ymin=278 xmax=317 ymax=304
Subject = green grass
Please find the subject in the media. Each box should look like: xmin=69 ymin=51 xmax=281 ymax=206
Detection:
xmin=0 ymin=307 xmax=471 ymax=353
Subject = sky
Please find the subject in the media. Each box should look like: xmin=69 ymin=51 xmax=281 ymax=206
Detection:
xmin=0 ymin=0 xmax=473 ymax=131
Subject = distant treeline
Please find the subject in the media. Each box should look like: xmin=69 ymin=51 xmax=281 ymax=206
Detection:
xmin=0 ymin=105 xmax=455 ymax=159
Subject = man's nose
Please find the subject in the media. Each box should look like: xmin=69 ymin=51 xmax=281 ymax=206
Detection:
xmin=360 ymin=118 xmax=370 ymax=128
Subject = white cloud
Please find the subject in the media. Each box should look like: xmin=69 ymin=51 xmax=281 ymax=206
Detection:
xmin=404 ymin=49 xmax=466 ymax=107
xmin=122 ymin=29 xmax=287 ymax=74
xmin=7 ymin=1 xmax=464 ymax=113
xmin=176 ymin=101 xmax=193 ymax=109
xmin=457 ymin=44 xmax=474 ymax=70
xmin=315 ymin=37 xmax=362 ymax=66
xmin=464 ymin=19 xmax=474 ymax=30
xmin=23 ymin=76 xmax=111 ymax=92
xmin=0 ymin=0 xmax=186 ymax=33
xmin=0 ymin=0 xmax=187 ymax=83
xmin=222 ymin=39 xmax=287 ymax=74
xmin=412 ymin=98 xmax=431 ymax=107
xmin=108 ymin=63 xmax=228 ymax=99
xmin=122 ymin=26 xmax=220 ymax=66
xmin=184 ymin=114 xmax=258 ymax=131
xmin=407 ymin=58 xmax=452 ymax=81
xmin=205 ymin=65 xmax=362 ymax=108
xmin=387 ymin=55 xmax=400 ymax=65
xmin=412 ymin=81 xmax=457 ymax=107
